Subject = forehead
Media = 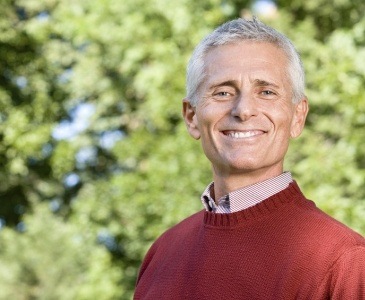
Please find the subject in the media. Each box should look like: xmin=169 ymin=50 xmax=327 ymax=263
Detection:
xmin=202 ymin=41 xmax=289 ymax=86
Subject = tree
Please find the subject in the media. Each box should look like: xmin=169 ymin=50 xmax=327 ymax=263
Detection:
xmin=0 ymin=0 xmax=67 ymax=226
xmin=0 ymin=203 xmax=122 ymax=299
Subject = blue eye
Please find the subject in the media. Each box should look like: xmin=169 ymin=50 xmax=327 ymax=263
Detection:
xmin=217 ymin=92 xmax=230 ymax=96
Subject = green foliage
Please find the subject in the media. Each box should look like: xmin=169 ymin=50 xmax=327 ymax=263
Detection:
xmin=275 ymin=0 xmax=365 ymax=39
xmin=0 ymin=203 xmax=122 ymax=299
xmin=0 ymin=0 xmax=66 ymax=225
xmin=0 ymin=0 xmax=364 ymax=298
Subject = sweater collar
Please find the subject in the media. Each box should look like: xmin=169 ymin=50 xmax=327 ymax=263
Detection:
xmin=203 ymin=181 xmax=306 ymax=227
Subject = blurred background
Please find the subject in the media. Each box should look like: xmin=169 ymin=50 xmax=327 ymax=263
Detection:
xmin=0 ymin=0 xmax=364 ymax=298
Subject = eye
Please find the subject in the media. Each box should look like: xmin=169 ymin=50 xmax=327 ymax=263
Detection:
xmin=261 ymin=90 xmax=275 ymax=96
xmin=258 ymin=89 xmax=278 ymax=100
xmin=216 ymin=91 xmax=231 ymax=97
xmin=210 ymin=85 xmax=236 ymax=101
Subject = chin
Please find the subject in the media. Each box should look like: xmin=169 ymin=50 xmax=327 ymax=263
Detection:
xmin=227 ymin=156 xmax=262 ymax=169
xmin=222 ymin=156 xmax=283 ymax=174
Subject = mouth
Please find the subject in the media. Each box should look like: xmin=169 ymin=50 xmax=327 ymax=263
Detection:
xmin=221 ymin=130 xmax=266 ymax=139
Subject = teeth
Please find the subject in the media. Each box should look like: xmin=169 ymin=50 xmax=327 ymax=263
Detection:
xmin=227 ymin=131 xmax=259 ymax=138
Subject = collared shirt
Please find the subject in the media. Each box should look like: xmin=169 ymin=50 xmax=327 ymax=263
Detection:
xmin=201 ymin=172 xmax=293 ymax=213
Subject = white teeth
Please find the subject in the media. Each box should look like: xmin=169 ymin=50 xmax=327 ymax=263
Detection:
xmin=227 ymin=131 xmax=258 ymax=138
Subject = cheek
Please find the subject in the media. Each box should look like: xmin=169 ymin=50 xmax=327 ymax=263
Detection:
xmin=196 ymin=105 xmax=224 ymax=129
xmin=271 ymin=104 xmax=296 ymax=129
xmin=195 ymin=111 xmax=222 ymax=152
xmin=267 ymin=110 xmax=296 ymax=144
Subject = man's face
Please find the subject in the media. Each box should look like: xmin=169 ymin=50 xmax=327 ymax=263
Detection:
xmin=183 ymin=41 xmax=308 ymax=181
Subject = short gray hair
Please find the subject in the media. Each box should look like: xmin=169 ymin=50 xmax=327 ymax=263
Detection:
xmin=186 ymin=18 xmax=306 ymax=106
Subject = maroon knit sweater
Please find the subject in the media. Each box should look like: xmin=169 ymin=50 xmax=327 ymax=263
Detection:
xmin=134 ymin=182 xmax=365 ymax=299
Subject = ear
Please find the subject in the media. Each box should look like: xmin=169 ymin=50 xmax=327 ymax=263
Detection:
xmin=182 ymin=98 xmax=201 ymax=140
xmin=290 ymin=98 xmax=309 ymax=138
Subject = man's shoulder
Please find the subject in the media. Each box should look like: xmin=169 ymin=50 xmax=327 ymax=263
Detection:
xmin=158 ymin=209 xmax=205 ymax=241
xmin=294 ymin=198 xmax=365 ymax=248
xmin=144 ymin=210 xmax=205 ymax=256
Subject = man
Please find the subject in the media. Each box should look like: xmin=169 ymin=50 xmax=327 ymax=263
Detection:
xmin=134 ymin=18 xmax=365 ymax=299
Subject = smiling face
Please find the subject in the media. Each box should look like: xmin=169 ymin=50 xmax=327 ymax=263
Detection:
xmin=183 ymin=41 xmax=308 ymax=192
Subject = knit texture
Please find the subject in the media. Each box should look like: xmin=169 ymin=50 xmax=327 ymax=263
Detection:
xmin=134 ymin=182 xmax=365 ymax=300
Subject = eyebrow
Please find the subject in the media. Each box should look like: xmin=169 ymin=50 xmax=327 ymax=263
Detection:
xmin=210 ymin=80 xmax=238 ymax=89
xmin=253 ymin=79 xmax=280 ymax=89
xmin=209 ymin=80 xmax=237 ymax=89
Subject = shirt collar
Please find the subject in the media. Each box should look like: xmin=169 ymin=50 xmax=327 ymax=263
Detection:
xmin=201 ymin=172 xmax=293 ymax=213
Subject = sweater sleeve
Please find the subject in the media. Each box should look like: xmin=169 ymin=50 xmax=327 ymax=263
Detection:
xmin=324 ymin=245 xmax=365 ymax=299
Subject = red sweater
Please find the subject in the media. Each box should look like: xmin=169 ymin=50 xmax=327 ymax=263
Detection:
xmin=135 ymin=182 xmax=365 ymax=299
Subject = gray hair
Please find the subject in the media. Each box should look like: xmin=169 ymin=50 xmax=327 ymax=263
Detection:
xmin=186 ymin=18 xmax=306 ymax=106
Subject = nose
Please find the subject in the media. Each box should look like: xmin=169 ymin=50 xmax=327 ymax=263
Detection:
xmin=231 ymin=93 xmax=258 ymax=121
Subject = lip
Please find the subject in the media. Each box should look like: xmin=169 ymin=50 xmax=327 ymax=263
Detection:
xmin=221 ymin=130 xmax=266 ymax=139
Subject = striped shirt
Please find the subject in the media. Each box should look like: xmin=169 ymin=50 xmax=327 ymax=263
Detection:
xmin=201 ymin=172 xmax=293 ymax=213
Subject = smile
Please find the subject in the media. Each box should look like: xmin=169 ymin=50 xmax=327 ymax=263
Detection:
xmin=222 ymin=130 xmax=265 ymax=139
